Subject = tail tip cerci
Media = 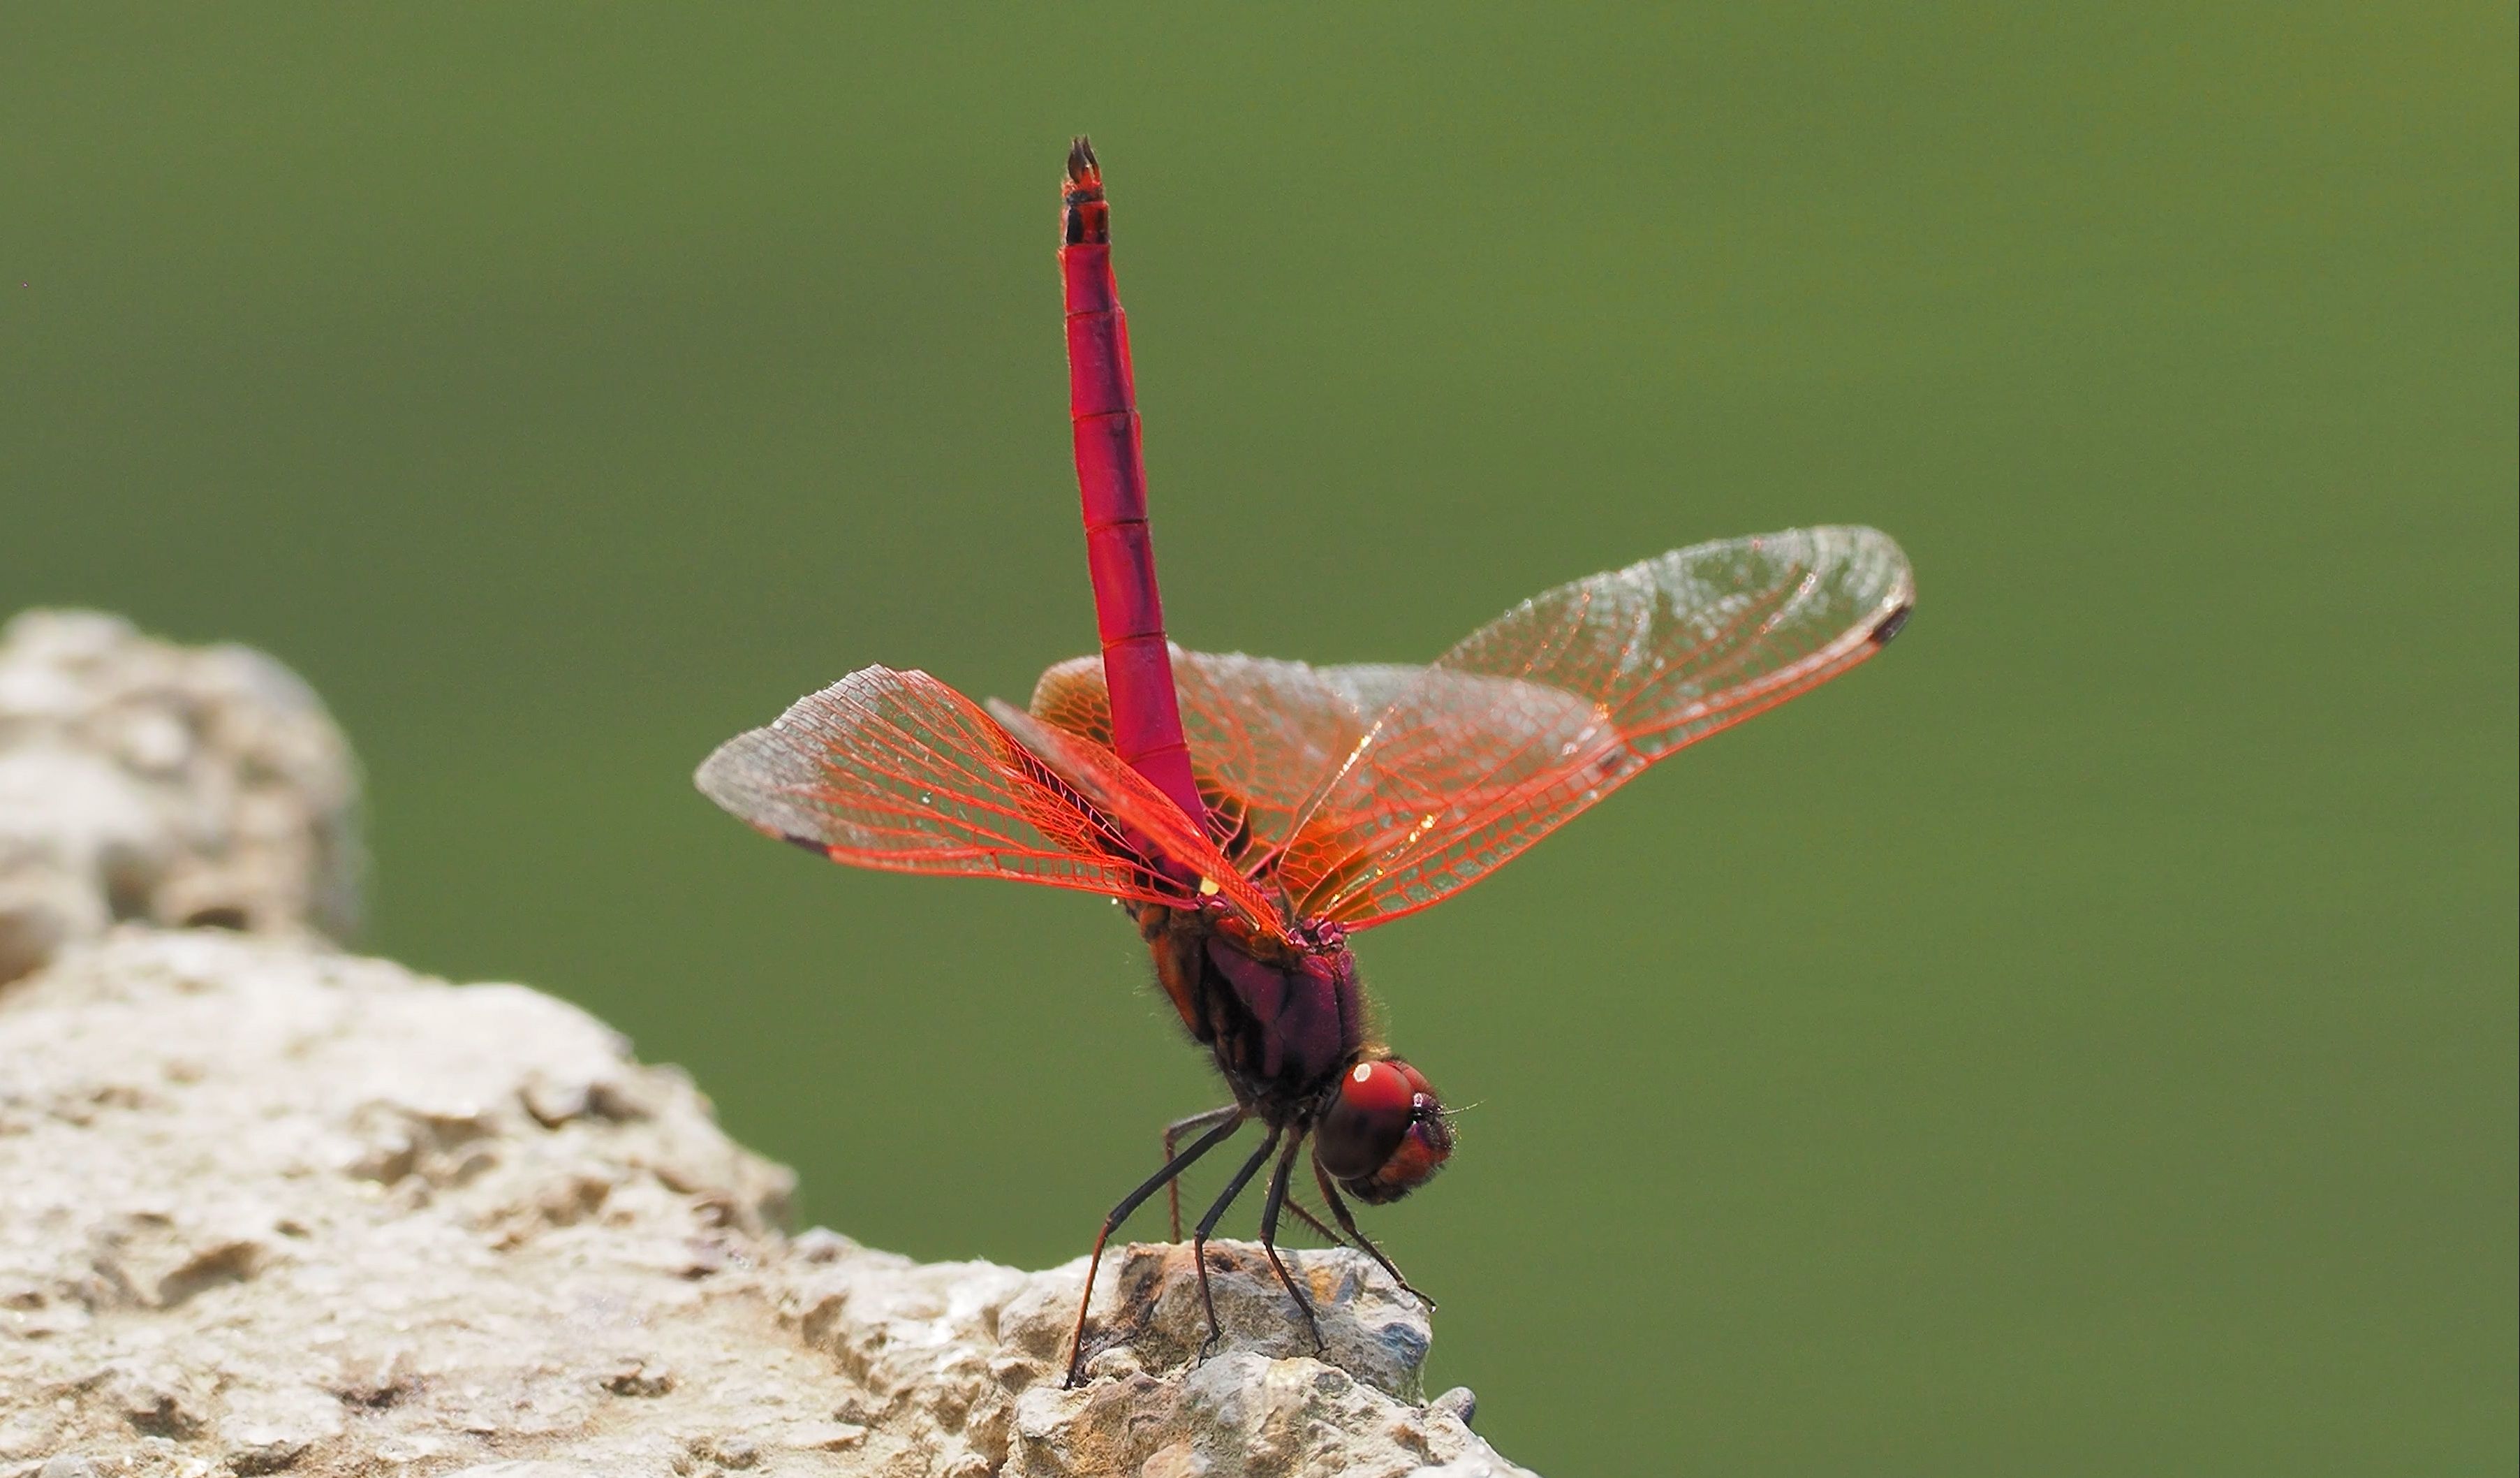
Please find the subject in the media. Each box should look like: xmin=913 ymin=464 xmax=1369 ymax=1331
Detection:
xmin=1066 ymin=136 xmax=1102 ymax=193
xmin=1063 ymin=137 xmax=1109 ymax=245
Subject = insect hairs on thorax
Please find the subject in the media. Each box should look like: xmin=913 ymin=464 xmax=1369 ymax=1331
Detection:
xmin=1130 ymin=901 xmax=1366 ymax=1123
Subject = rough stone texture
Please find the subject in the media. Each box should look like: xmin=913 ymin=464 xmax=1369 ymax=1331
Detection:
xmin=0 ymin=613 xmax=1532 ymax=1477
xmin=0 ymin=612 xmax=360 ymax=985
xmin=0 ymin=931 xmax=1526 ymax=1477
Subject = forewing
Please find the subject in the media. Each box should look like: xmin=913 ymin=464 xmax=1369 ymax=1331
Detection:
xmin=1031 ymin=649 xmax=1421 ymax=861
xmin=985 ymin=699 xmax=1290 ymax=946
xmin=695 ymin=665 xmax=1215 ymax=911
xmin=1276 ymin=527 xmax=1915 ymax=926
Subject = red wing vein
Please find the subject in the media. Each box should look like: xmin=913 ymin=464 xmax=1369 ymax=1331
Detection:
xmin=1279 ymin=527 xmax=1914 ymax=927
xmin=695 ymin=665 xmax=1202 ymax=909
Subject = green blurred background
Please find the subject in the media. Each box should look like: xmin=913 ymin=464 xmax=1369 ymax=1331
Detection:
xmin=6 ymin=3 xmax=2513 ymax=1471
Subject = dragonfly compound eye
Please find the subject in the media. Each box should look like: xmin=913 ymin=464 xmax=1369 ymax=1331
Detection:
xmin=1316 ymin=1058 xmax=1453 ymax=1203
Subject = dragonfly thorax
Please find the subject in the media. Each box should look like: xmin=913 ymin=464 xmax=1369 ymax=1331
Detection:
xmin=1135 ymin=905 xmax=1357 ymax=1097
xmin=1133 ymin=900 xmax=1452 ymax=1201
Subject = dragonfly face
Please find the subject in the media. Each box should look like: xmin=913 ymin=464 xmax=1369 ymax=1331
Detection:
xmin=1315 ymin=1057 xmax=1452 ymax=1204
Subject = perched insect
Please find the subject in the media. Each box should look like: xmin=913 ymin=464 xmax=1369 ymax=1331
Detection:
xmin=697 ymin=139 xmax=1915 ymax=1388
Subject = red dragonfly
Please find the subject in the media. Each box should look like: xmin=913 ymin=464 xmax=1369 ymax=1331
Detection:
xmin=698 ymin=140 xmax=1914 ymax=1388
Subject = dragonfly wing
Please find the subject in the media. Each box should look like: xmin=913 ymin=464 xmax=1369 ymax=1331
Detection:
xmin=696 ymin=665 xmax=1209 ymax=910
xmin=1031 ymin=649 xmax=1422 ymax=862
xmin=1276 ymin=527 xmax=1915 ymax=928
xmin=985 ymin=698 xmax=1292 ymax=948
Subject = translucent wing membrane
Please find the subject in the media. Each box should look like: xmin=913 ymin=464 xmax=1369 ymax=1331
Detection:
xmin=751 ymin=530 xmax=1910 ymax=936
xmin=1031 ymin=650 xmax=1420 ymax=863
xmin=695 ymin=666 xmax=1272 ymax=930
xmin=983 ymin=698 xmax=1288 ymax=942
xmin=1275 ymin=527 xmax=1914 ymax=927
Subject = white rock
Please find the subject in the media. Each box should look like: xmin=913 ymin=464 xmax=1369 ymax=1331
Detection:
xmin=0 ymin=610 xmax=1534 ymax=1475
xmin=0 ymin=930 xmax=1531 ymax=1476
xmin=0 ymin=611 xmax=360 ymax=983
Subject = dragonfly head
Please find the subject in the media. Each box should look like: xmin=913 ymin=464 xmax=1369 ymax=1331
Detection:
xmin=1315 ymin=1056 xmax=1452 ymax=1204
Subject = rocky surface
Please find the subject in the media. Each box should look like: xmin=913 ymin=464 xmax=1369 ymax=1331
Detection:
xmin=0 ymin=611 xmax=360 ymax=985
xmin=0 ymin=932 xmax=1523 ymax=1477
xmin=0 ymin=613 xmax=1531 ymax=1478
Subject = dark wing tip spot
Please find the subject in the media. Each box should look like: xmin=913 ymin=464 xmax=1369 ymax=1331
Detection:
xmin=781 ymin=833 xmax=834 ymax=858
xmin=1869 ymin=603 xmax=1913 ymax=646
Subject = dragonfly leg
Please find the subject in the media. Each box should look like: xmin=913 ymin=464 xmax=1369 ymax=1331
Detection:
xmin=1313 ymin=1155 xmax=1437 ymax=1311
xmin=1189 ymin=1125 xmax=1283 ymax=1361
xmin=1062 ymin=1110 xmax=1245 ymax=1389
xmin=1160 ymin=1104 xmax=1240 ymax=1241
xmin=1283 ymin=1194 xmax=1351 ymax=1247
xmin=1256 ymin=1128 xmax=1326 ymax=1356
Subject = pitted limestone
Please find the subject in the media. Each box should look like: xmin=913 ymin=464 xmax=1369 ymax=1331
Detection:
xmin=0 ymin=608 xmax=1533 ymax=1477
xmin=0 ymin=610 xmax=359 ymax=983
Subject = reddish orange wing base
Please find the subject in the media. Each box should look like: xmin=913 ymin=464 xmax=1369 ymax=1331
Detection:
xmin=1031 ymin=649 xmax=1420 ymax=865
xmin=696 ymin=665 xmax=1282 ymax=947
